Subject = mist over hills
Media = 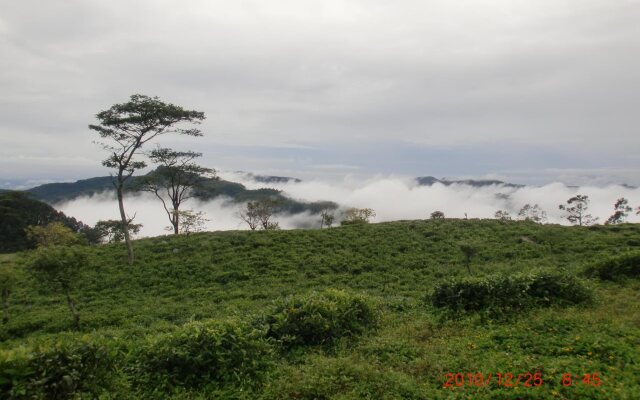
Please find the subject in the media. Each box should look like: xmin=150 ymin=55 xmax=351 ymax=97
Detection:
xmin=3 ymin=171 xmax=639 ymax=238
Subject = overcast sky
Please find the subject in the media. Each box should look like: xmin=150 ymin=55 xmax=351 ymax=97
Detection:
xmin=1 ymin=0 xmax=639 ymax=187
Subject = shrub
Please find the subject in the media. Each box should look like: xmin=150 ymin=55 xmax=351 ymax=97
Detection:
xmin=26 ymin=246 xmax=87 ymax=329
xmin=584 ymin=252 xmax=640 ymax=280
xmin=130 ymin=319 xmax=274 ymax=391
xmin=262 ymin=356 xmax=425 ymax=400
xmin=430 ymin=270 xmax=592 ymax=316
xmin=0 ymin=338 xmax=118 ymax=400
xmin=264 ymin=289 xmax=379 ymax=347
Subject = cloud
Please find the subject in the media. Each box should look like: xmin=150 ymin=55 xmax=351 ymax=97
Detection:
xmin=54 ymin=176 xmax=640 ymax=238
xmin=1 ymin=0 xmax=639 ymax=183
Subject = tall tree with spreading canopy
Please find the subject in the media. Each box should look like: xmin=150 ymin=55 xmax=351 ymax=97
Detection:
xmin=605 ymin=198 xmax=633 ymax=225
xmin=559 ymin=194 xmax=597 ymax=226
xmin=89 ymin=95 xmax=205 ymax=263
xmin=137 ymin=147 xmax=214 ymax=234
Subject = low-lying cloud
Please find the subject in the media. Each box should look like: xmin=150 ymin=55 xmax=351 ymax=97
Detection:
xmin=55 ymin=174 xmax=640 ymax=238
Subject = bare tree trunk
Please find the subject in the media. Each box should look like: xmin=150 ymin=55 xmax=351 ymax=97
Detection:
xmin=173 ymin=206 xmax=179 ymax=234
xmin=2 ymin=288 xmax=9 ymax=324
xmin=116 ymin=183 xmax=134 ymax=264
xmin=65 ymin=290 xmax=80 ymax=330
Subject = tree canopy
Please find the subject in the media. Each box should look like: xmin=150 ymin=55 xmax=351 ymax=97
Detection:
xmin=90 ymin=94 xmax=205 ymax=263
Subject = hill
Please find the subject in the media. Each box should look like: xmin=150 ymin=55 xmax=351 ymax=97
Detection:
xmin=0 ymin=191 xmax=92 ymax=253
xmin=20 ymin=172 xmax=336 ymax=215
xmin=1 ymin=220 xmax=639 ymax=399
xmin=416 ymin=176 xmax=524 ymax=188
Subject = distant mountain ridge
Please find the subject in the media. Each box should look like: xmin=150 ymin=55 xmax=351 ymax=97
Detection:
xmin=415 ymin=176 xmax=524 ymax=188
xmin=11 ymin=172 xmax=335 ymax=215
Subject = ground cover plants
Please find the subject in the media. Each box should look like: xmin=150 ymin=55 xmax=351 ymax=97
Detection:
xmin=0 ymin=219 xmax=639 ymax=399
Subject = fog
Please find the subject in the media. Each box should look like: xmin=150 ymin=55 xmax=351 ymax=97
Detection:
xmin=54 ymin=173 xmax=640 ymax=238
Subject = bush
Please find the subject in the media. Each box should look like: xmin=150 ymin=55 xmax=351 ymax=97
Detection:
xmin=264 ymin=289 xmax=379 ymax=347
xmin=430 ymin=270 xmax=592 ymax=316
xmin=585 ymin=252 xmax=640 ymax=280
xmin=0 ymin=338 xmax=118 ymax=400
xmin=262 ymin=356 xmax=425 ymax=400
xmin=130 ymin=319 xmax=274 ymax=391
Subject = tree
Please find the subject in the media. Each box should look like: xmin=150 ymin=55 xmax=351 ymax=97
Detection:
xmin=342 ymin=208 xmax=376 ymax=225
xmin=256 ymin=198 xmax=281 ymax=230
xmin=89 ymin=94 xmax=205 ymax=263
xmin=166 ymin=210 xmax=209 ymax=235
xmin=25 ymin=222 xmax=85 ymax=248
xmin=559 ymin=194 xmax=597 ymax=226
xmin=264 ymin=221 xmax=280 ymax=230
xmin=320 ymin=210 xmax=335 ymax=228
xmin=137 ymin=147 xmax=214 ymax=234
xmin=238 ymin=198 xmax=281 ymax=230
xmin=238 ymin=201 xmax=260 ymax=230
xmin=518 ymin=204 xmax=547 ymax=223
xmin=605 ymin=198 xmax=633 ymax=225
xmin=430 ymin=211 xmax=445 ymax=219
xmin=94 ymin=219 xmax=142 ymax=244
xmin=27 ymin=246 xmax=87 ymax=329
xmin=494 ymin=210 xmax=511 ymax=221
xmin=459 ymin=242 xmax=478 ymax=274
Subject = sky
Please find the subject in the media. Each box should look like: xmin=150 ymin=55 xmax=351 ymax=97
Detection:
xmin=1 ymin=0 xmax=640 ymax=187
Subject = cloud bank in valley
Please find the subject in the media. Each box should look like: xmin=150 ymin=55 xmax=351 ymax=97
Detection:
xmin=55 ymin=174 xmax=640 ymax=238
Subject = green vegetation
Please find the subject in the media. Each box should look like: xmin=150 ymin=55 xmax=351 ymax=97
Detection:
xmin=585 ymin=251 xmax=640 ymax=281
xmin=0 ymin=219 xmax=639 ymax=399
xmin=430 ymin=270 xmax=593 ymax=317
xmin=0 ymin=192 xmax=91 ymax=253
xmin=263 ymin=289 xmax=378 ymax=347
xmin=130 ymin=319 xmax=273 ymax=394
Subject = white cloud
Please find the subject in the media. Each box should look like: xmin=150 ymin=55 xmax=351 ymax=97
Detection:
xmin=54 ymin=176 xmax=640 ymax=238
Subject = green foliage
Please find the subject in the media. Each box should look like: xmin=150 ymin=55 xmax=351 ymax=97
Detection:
xmin=27 ymin=246 xmax=87 ymax=329
xmin=0 ymin=338 xmax=118 ymax=399
xmin=263 ymin=356 xmax=426 ymax=400
xmin=1 ymin=220 xmax=639 ymax=398
xmin=94 ymin=219 xmax=142 ymax=243
xmin=0 ymin=192 xmax=89 ymax=253
xmin=25 ymin=222 xmax=86 ymax=248
xmin=130 ymin=319 xmax=274 ymax=392
xmin=342 ymin=208 xmax=376 ymax=225
xmin=27 ymin=246 xmax=87 ymax=293
xmin=430 ymin=270 xmax=593 ymax=316
xmin=585 ymin=251 xmax=640 ymax=280
xmin=458 ymin=241 xmax=478 ymax=273
xmin=264 ymin=289 xmax=379 ymax=347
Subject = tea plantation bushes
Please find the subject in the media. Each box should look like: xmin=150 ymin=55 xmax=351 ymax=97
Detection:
xmin=264 ymin=289 xmax=379 ymax=347
xmin=430 ymin=270 xmax=593 ymax=316
xmin=585 ymin=252 xmax=640 ymax=281
xmin=0 ymin=338 xmax=118 ymax=399
xmin=130 ymin=319 xmax=274 ymax=392
xmin=262 ymin=356 xmax=426 ymax=400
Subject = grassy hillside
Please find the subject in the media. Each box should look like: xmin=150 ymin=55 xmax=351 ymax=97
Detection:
xmin=1 ymin=220 xmax=639 ymax=399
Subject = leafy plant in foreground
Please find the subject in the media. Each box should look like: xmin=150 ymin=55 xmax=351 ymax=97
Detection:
xmin=264 ymin=289 xmax=379 ymax=347
xmin=130 ymin=319 xmax=274 ymax=392
xmin=430 ymin=269 xmax=593 ymax=317
xmin=26 ymin=246 xmax=87 ymax=329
